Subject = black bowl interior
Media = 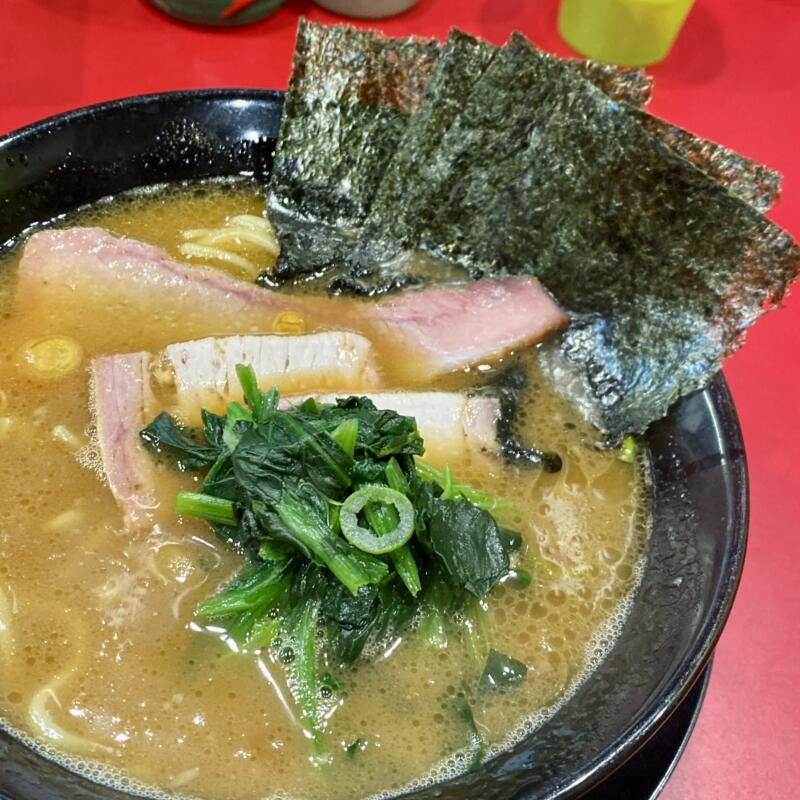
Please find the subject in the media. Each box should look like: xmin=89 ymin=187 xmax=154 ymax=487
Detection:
xmin=0 ymin=91 xmax=748 ymax=800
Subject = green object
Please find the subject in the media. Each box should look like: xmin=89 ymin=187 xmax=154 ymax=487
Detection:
xmin=479 ymin=649 xmax=528 ymax=691
xmin=619 ymin=434 xmax=638 ymax=463
xmin=289 ymin=601 xmax=324 ymax=752
xmin=388 ymin=545 xmax=422 ymax=596
xmin=415 ymin=459 xmax=512 ymax=514
xmin=175 ymin=491 xmax=237 ymax=526
xmin=196 ymin=561 xmax=290 ymax=618
xmin=149 ymin=0 xmax=284 ymax=26
xmin=274 ymin=486 xmax=389 ymax=595
xmin=558 ymin=0 xmax=695 ymax=67
xmin=454 ymin=696 xmax=487 ymax=771
xmin=340 ymin=486 xmax=415 ymax=554
xmin=427 ymin=497 xmax=509 ymax=599
xmin=142 ymin=372 xmax=530 ymax=754
xmin=330 ymin=418 xmax=359 ymax=458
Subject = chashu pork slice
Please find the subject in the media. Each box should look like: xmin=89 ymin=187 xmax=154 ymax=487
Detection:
xmin=92 ymin=331 xmax=379 ymax=524
xmin=159 ymin=332 xmax=379 ymax=418
xmin=370 ymin=276 xmax=568 ymax=378
xmin=92 ymin=358 xmax=500 ymax=524
xmin=91 ymin=352 xmax=159 ymax=528
xmin=18 ymin=228 xmax=568 ymax=378
xmin=288 ymin=392 xmax=500 ymax=463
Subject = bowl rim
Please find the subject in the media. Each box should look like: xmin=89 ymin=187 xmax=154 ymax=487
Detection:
xmin=0 ymin=88 xmax=750 ymax=800
xmin=558 ymin=374 xmax=748 ymax=799
xmin=0 ymin=88 xmax=285 ymax=149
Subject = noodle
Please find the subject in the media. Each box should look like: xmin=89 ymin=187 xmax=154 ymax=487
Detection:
xmin=177 ymin=243 xmax=259 ymax=280
xmin=27 ymin=620 xmax=117 ymax=757
xmin=178 ymin=212 xmax=279 ymax=280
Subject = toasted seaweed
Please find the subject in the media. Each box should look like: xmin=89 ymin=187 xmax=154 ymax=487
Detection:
xmin=572 ymin=59 xmax=653 ymax=108
xmin=351 ymin=33 xmax=799 ymax=436
xmin=268 ymin=23 xmax=655 ymax=287
xmin=266 ymin=23 xmax=798 ymax=436
xmin=365 ymin=33 xmax=655 ymax=245
xmin=344 ymin=31 xmax=496 ymax=276
xmin=343 ymin=34 xmax=654 ymax=293
xmin=267 ymin=19 xmax=440 ymax=276
xmin=634 ymin=110 xmax=782 ymax=212
xmin=539 ymin=309 xmax=727 ymax=441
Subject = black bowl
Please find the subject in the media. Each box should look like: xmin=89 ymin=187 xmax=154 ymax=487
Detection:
xmin=0 ymin=90 xmax=748 ymax=800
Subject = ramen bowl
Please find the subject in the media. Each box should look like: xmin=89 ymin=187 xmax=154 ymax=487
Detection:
xmin=0 ymin=90 xmax=747 ymax=800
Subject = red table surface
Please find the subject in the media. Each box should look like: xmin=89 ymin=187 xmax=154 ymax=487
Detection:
xmin=1 ymin=0 xmax=798 ymax=797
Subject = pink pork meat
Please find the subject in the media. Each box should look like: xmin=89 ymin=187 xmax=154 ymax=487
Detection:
xmin=18 ymin=228 xmax=568 ymax=377
xmin=92 ymin=347 xmax=501 ymax=524
xmin=91 ymin=352 xmax=160 ymax=528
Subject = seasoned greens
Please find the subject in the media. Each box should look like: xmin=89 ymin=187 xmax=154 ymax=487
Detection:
xmin=140 ymin=368 xmax=530 ymax=756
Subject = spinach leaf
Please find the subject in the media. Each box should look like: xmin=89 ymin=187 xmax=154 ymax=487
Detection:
xmin=139 ymin=411 xmax=220 ymax=470
xmin=286 ymin=600 xmax=325 ymax=754
xmin=201 ymin=409 xmax=227 ymax=449
xmin=373 ymin=579 xmax=418 ymax=644
xmin=346 ymin=738 xmax=366 ymax=758
xmin=142 ymin=376 xmax=529 ymax=758
xmin=320 ymin=397 xmax=424 ymax=458
xmin=498 ymin=527 xmax=523 ymax=553
xmin=322 ymin=582 xmax=381 ymax=665
xmin=417 ymin=570 xmax=460 ymax=649
xmin=201 ymin=455 xmax=239 ymax=501
xmin=454 ymin=696 xmax=486 ymax=771
xmin=273 ymin=483 xmax=388 ymax=595
xmin=223 ymin=401 xmax=253 ymax=452
xmin=196 ymin=560 xmax=292 ymax=619
xmin=479 ymin=648 xmax=528 ymax=691
xmin=232 ymin=414 xmax=352 ymax=507
xmin=427 ymin=497 xmax=510 ymax=598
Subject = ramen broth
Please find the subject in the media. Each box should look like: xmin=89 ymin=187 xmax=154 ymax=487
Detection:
xmin=0 ymin=180 xmax=649 ymax=800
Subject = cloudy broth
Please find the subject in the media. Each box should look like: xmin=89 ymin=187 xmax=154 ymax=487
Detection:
xmin=0 ymin=179 xmax=649 ymax=800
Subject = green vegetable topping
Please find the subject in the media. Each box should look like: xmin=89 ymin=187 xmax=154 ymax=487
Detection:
xmin=415 ymin=458 xmax=514 ymax=514
xmin=427 ymin=498 xmax=509 ymax=598
xmin=140 ymin=366 xmax=530 ymax=755
xmin=479 ymin=648 xmax=528 ymax=691
xmin=175 ymin=491 xmax=237 ymax=526
xmin=455 ymin=696 xmax=487 ymax=771
xmin=340 ymin=485 xmax=415 ymax=554
xmin=619 ymin=434 xmax=638 ymax=463
xmin=346 ymin=737 xmax=366 ymax=758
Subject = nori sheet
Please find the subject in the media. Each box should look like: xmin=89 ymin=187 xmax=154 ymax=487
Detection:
xmin=336 ymin=29 xmax=496 ymax=290
xmin=268 ymin=21 xmax=774 ymax=287
xmin=349 ymin=33 xmax=799 ymax=437
xmin=341 ymin=33 xmax=655 ymax=293
xmin=269 ymin=22 xmax=655 ymax=286
xmin=572 ymin=59 xmax=653 ymax=108
xmin=267 ymin=19 xmax=440 ymax=276
xmin=635 ymin=110 xmax=782 ymax=212
xmin=265 ymin=23 xmax=797 ymax=437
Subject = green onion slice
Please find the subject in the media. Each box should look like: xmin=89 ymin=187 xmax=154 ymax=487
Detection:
xmin=340 ymin=486 xmax=414 ymax=555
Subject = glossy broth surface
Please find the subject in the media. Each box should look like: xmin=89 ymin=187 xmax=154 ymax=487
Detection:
xmin=0 ymin=180 xmax=649 ymax=800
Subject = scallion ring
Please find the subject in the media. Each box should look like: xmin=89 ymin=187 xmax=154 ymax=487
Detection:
xmin=340 ymin=486 xmax=414 ymax=555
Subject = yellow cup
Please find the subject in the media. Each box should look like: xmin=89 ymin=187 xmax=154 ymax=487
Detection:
xmin=558 ymin=0 xmax=695 ymax=67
